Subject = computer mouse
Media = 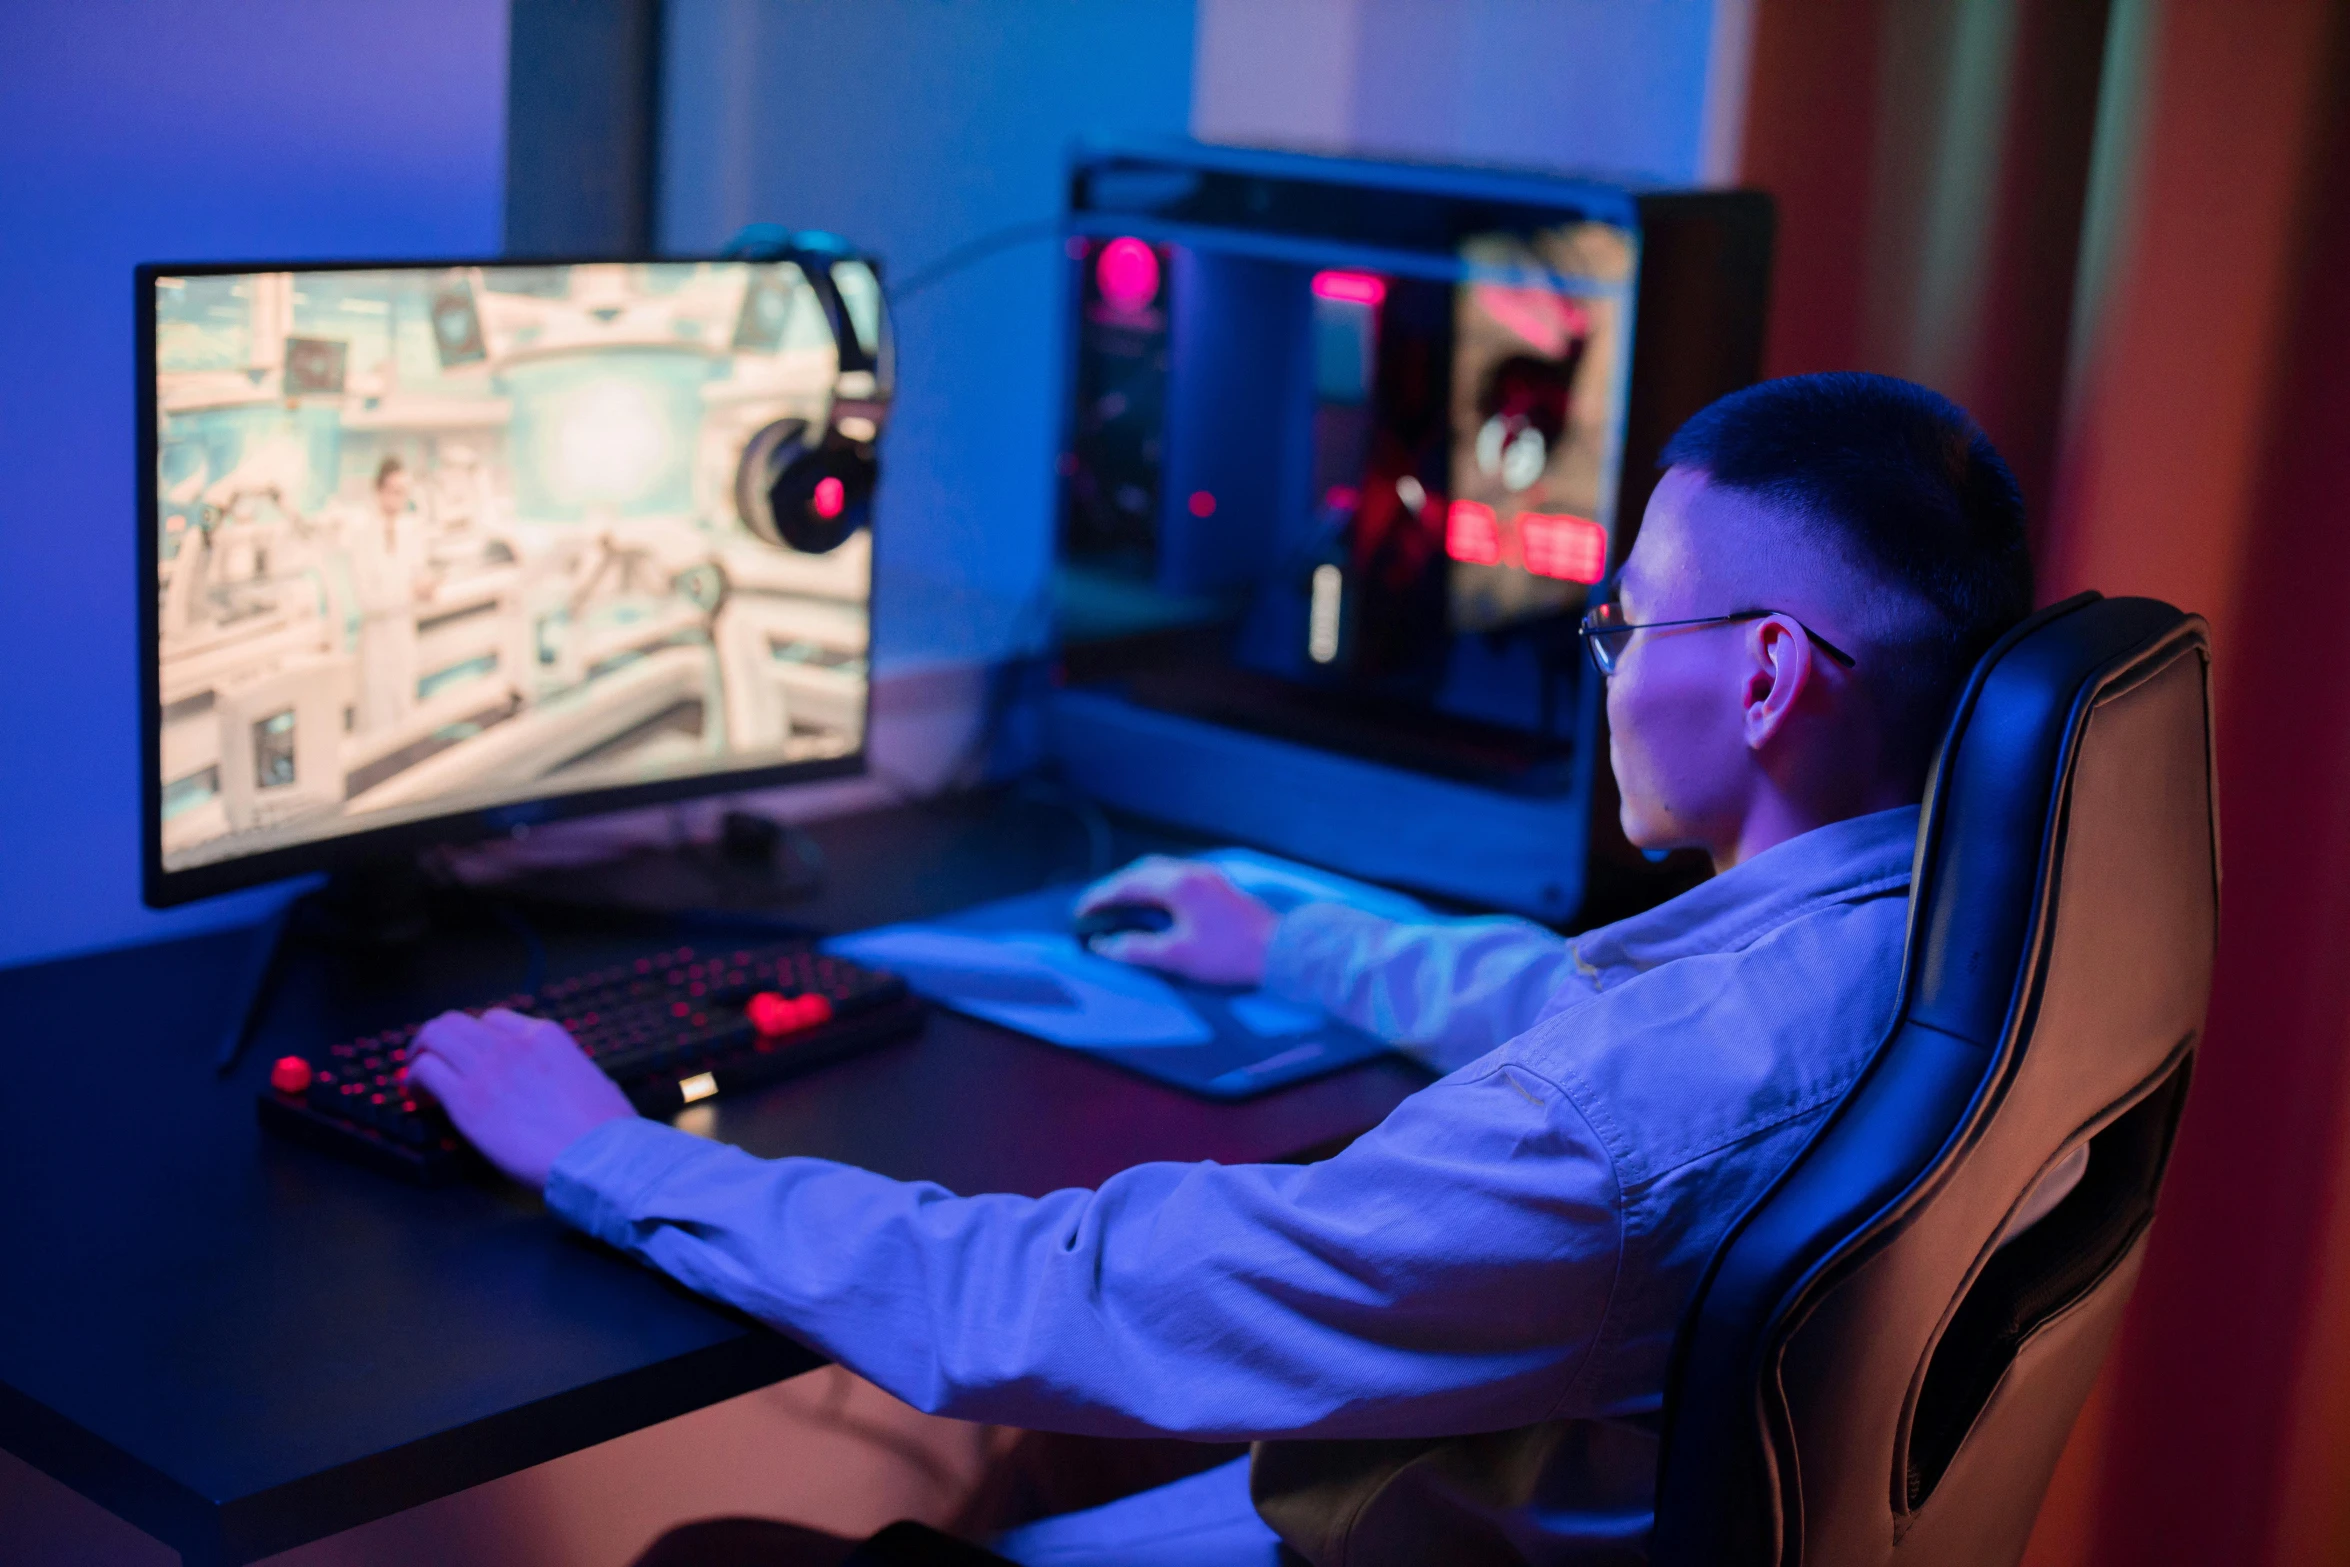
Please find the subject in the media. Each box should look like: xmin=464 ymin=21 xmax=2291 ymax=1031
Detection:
xmin=1073 ymin=901 xmax=1176 ymax=950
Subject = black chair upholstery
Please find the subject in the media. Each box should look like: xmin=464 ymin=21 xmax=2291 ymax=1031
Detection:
xmin=843 ymin=1520 xmax=1013 ymax=1566
xmin=1650 ymin=593 xmax=2217 ymax=1566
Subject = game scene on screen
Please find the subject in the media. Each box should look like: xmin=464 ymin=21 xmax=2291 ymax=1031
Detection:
xmin=1440 ymin=222 xmax=1629 ymax=635
xmin=152 ymin=261 xmax=874 ymax=872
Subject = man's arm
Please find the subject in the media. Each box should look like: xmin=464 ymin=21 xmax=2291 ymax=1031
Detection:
xmin=1078 ymin=857 xmax=1589 ymax=1073
xmin=546 ymin=1061 xmax=1621 ymax=1440
xmin=410 ymin=1006 xmax=1625 ymax=1443
xmin=1263 ymin=904 xmax=1590 ymax=1073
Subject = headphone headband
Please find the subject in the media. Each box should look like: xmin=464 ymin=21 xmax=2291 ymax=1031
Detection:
xmin=722 ymin=226 xmax=892 ymax=556
xmin=721 ymin=226 xmax=887 ymax=381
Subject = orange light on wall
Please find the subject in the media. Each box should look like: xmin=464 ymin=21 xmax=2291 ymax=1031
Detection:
xmin=1445 ymin=499 xmax=1501 ymax=564
xmin=1518 ymin=512 xmax=1607 ymax=583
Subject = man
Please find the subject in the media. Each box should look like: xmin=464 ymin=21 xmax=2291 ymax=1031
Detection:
xmin=345 ymin=454 xmax=440 ymax=733
xmin=409 ymin=373 xmax=2039 ymax=1565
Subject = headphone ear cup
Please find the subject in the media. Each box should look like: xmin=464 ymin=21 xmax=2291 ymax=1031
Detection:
xmin=765 ymin=431 xmax=874 ymax=555
xmin=772 ymin=451 xmax=871 ymax=554
xmin=734 ymin=417 xmax=819 ymax=550
xmin=735 ymin=389 xmax=882 ymax=555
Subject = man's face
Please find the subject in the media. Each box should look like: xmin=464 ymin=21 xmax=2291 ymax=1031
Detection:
xmin=377 ymin=470 xmax=412 ymax=519
xmin=1604 ymin=467 xmax=1768 ymax=852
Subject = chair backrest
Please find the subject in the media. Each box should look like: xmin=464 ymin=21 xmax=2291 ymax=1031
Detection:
xmin=1650 ymin=593 xmax=2218 ymax=1567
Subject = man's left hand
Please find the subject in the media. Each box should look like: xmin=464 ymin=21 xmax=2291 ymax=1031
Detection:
xmin=406 ymin=1008 xmax=637 ymax=1189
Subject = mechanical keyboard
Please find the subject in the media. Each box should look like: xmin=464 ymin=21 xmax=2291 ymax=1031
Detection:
xmin=256 ymin=941 xmax=923 ymax=1182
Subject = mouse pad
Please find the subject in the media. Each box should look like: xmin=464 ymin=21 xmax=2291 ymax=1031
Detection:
xmin=824 ymin=876 xmax=1403 ymax=1100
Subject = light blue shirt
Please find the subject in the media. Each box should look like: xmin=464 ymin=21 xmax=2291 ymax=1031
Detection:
xmin=547 ymin=806 xmax=1922 ymax=1563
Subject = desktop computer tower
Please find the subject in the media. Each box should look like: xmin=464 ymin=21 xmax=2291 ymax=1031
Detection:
xmin=1048 ymin=142 xmax=1773 ymax=925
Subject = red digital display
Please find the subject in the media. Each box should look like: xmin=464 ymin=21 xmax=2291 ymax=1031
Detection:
xmin=1445 ymin=499 xmax=1502 ymax=565
xmin=1518 ymin=512 xmax=1607 ymax=583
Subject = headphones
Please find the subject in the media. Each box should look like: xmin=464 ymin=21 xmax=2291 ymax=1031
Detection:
xmin=724 ymin=226 xmax=894 ymax=555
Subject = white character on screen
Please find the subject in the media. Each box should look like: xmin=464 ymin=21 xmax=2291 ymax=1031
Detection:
xmin=347 ymin=454 xmax=436 ymax=732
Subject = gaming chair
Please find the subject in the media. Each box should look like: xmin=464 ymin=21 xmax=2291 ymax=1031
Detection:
xmin=837 ymin=592 xmax=2218 ymax=1567
xmin=1649 ymin=592 xmax=2216 ymax=1565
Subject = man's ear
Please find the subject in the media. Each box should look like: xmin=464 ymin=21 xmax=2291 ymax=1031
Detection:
xmin=1741 ymin=615 xmax=1816 ymax=751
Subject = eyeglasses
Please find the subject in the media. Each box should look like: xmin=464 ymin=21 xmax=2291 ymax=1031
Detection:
xmin=1578 ymin=600 xmax=1858 ymax=677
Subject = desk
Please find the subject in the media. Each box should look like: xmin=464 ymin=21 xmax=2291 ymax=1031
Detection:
xmin=0 ymin=793 xmax=1431 ymax=1566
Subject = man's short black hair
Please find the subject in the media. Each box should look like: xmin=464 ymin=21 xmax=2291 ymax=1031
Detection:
xmin=1658 ymin=371 xmax=2034 ymax=777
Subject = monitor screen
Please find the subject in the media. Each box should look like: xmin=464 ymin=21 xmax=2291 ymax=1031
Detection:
xmin=145 ymin=259 xmax=876 ymax=899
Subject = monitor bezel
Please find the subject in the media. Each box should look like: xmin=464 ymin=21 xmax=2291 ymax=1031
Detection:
xmin=138 ymin=253 xmax=876 ymax=910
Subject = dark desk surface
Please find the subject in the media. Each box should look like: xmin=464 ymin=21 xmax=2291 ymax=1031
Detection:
xmin=0 ymin=794 xmax=1431 ymax=1566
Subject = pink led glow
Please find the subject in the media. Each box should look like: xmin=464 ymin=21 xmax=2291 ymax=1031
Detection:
xmin=812 ymin=475 xmax=846 ymax=520
xmin=1311 ymin=270 xmax=1387 ymax=307
xmin=1188 ymin=490 xmax=1217 ymax=518
xmin=1518 ymin=512 xmax=1607 ymax=583
xmin=1470 ymin=284 xmax=1592 ymax=358
xmin=1323 ymin=485 xmax=1361 ymax=513
xmin=1096 ymin=237 xmax=1161 ymax=313
xmin=1446 ymin=499 xmax=1501 ymax=565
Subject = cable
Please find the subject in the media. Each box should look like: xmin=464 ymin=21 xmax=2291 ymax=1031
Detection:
xmin=721 ymin=216 xmax=1061 ymax=304
xmin=782 ymin=820 xmax=828 ymax=887
xmin=1014 ymin=771 xmax=1118 ymax=881
xmin=721 ymin=211 xmax=1068 ymax=800
xmin=863 ymin=561 xmax=1061 ymax=805
xmin=725 ymin=216 xmax=1096 ymax=828
xmin=484 ymin=897 xmax=549 ymax=997
xmin=725 ymin=215 xmax=1063 ymax=303
xmin=889 ymin=218 xmax=1065 ymax=302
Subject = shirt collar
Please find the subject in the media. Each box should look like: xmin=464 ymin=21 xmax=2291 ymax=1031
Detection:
xmin=1572 ymin=805 xmax=1921 ymax=988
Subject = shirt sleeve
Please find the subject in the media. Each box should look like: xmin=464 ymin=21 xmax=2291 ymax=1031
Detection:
xmin=544 ymin=1061 xmax=1624 ymax=1442
xmin=1260 ymin=904 xmax=1591 ymax=1073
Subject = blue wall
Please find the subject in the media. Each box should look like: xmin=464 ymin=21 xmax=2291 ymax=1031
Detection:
xmin=658 ymin=0 xmax=1200 ymax=676
xmin=0 ymin=1 xmax=509 ymax=968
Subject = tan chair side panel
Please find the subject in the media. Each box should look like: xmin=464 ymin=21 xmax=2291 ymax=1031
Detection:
xmin=1770 ymin=656 xmax=2212 ymax=1565
xmin=1895 ymin=1234 xmax=2151 ymax=1567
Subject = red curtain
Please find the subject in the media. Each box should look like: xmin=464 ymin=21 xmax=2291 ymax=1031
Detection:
xmin=1738 ymin=2 xmax=2350 ymax=1560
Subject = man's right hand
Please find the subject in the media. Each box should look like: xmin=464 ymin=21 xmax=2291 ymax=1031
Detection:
xmin=1075 ymin=856 xmax=1280 ymax=987
xmin=406 ymin=1008 xmax=637 ymax=1190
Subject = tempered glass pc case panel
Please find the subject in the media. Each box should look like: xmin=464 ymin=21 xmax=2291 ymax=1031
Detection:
xmin=1051 ymin=144 xmax=1767 ymax=924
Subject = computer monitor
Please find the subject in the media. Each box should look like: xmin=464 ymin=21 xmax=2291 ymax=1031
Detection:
xmin=140 ymin=256 xmax=887 ymax=907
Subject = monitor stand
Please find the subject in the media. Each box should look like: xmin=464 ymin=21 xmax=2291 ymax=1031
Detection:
xmin=212 ymin=861 xmax=435 ymax=1076
xmin=481 ymin=811 xmax=826 ymax=920
xmin=210 ymin=813 xmax=825 ymax=1076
